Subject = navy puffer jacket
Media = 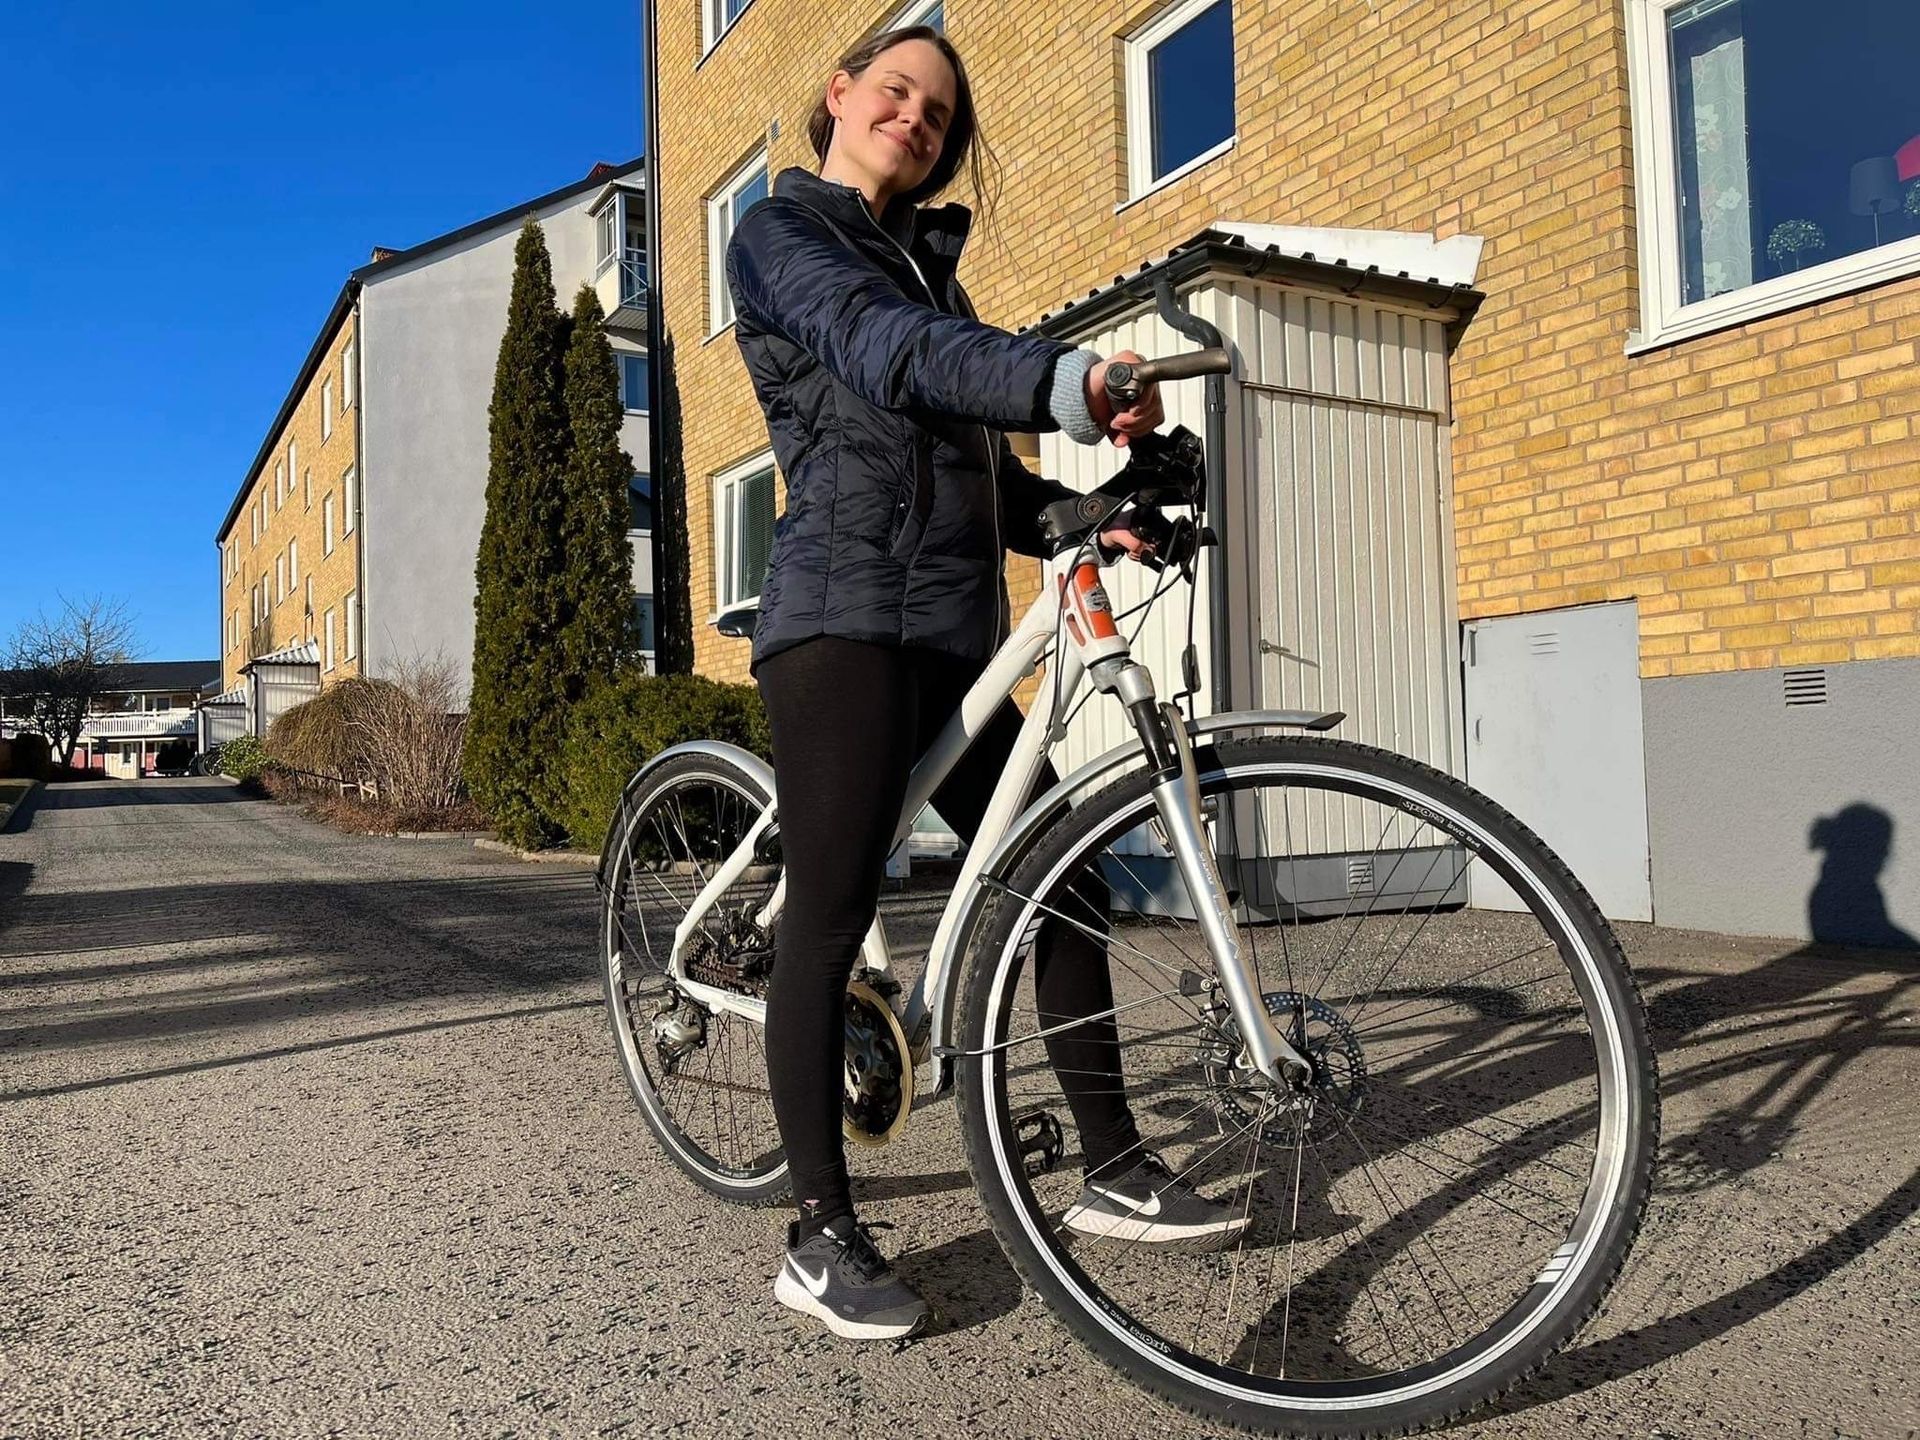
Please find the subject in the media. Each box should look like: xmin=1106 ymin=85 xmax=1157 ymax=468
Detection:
xmin=725 ymin=167 xmax=1097 ymax=673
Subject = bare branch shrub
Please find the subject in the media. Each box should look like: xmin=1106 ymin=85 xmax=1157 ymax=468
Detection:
xmin=340 ymin=655 xmax=468 ymax=813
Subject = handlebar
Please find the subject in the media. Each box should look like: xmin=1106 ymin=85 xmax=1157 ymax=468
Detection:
xmin=1103 ymin=346 xmax=1232 ymax=405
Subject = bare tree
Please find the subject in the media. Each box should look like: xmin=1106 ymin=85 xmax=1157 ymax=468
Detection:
xmin=4 ymin=596 xmax=141 ymax=767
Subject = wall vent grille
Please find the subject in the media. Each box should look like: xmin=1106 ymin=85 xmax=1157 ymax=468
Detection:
xmin=1347 ymin=857 xmax=1375 ymax=894
xmin=1783 ymin=669 xmax=1829 ymax=707
xmin=1528 ymin=631 xmax=1561 ymax=656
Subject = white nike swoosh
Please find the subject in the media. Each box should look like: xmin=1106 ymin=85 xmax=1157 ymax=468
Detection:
xmin=792 ymin=1259 xmax=830 ymax=1298
xmin=1089 ymin=1185 xmax=1161 ymax=1217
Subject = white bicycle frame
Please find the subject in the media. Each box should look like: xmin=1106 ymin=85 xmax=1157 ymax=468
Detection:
xmin=646 ymin=541 xmax=1314 ymax=1099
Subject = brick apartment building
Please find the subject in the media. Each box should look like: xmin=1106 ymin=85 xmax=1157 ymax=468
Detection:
xmin=215 ymin=161 xmax=656 ymax=735
xmin=644 ymin=0 xmax=1920 ymax=944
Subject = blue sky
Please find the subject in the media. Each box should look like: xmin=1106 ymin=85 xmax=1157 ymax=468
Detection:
xmin=0 ymin=2 xmax=642 ymax=663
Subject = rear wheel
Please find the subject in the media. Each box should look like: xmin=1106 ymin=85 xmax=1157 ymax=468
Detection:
xmin=956 ymin=735 xmax=1658 ymax=1436
xmin=601 ymin=752 xmax=789 ymax=1206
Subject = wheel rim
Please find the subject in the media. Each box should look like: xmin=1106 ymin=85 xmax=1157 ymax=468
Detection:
xmin=973 ymin=754 xmax=1640 ymax=1411
xmin=604 ymin=767 xmax=786 ymax=1186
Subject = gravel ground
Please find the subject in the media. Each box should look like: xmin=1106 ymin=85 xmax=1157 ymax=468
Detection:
xmin=2 ymin=777 xmax=1917 ymax=1439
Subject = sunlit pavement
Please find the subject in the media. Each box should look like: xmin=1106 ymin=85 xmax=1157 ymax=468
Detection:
xmin=3 ymin=778 xmax=1916 ymax=1438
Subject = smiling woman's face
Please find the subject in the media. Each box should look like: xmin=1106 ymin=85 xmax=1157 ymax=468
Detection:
xmin=822 ymin=38 xmax=958 ymax=208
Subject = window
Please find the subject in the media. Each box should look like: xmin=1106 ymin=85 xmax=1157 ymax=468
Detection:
xmin=322 ymin=378 xmax=333 ymax=440
xmin=324 ymin=610 xmax=336 ymax=671
xmin=342 ymin=340 xmax=355 ymax=409
xmin=887 ymin=0 xmax=942 ymax=28
xmin=344 ymin=591 xmax=358 ymax=660
xmin=713 ymin=454 xmax=776 ymax=611
xmin=304 ymin=577 xmax=313 ymax=628
xmin=1627 ymin=0 xmax=1920 ymax=348
xmin=620 ymin=353 xmax=650 ymax=412
xmin=224 ymin=541 xmax=234 ymax=580
xmin=274 ymin=460 xmax=285 ymax=511
xmin=343 ymin=466 xmax=357 ymax=534
xmin=275 ymin=553 xmax=286 ymax=604
xmin=324 ymin=494 xmax=336 ymax=555
xmin=629 ymin=474 xmax=654 ymax=532
xmin=703 ymin=0 xmax=756 ymax=53
xmin=1124 ymin=0 xmax=1235 ymax=200
xmin=288 ymin=538 xmax=299 ymax=592
xmin=303 ymin=468 xmax=311 ymax=511
xmin=597 ymin=204 xmax=617 ymax=268
xmin=633 ymin=594 xmax=656 ymax=655
xmin=708 ymin=149 xmax=770 ymax=333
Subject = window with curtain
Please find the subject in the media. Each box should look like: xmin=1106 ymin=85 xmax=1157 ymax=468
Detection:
xmin=1667 ymin=0 xmax=1920 ymax=304
xmin=715 ymin=461 xmax=776 ymax=609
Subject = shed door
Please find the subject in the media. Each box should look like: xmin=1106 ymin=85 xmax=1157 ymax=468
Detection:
xmin=1463 ymin=601 xmax=1653 ymax=922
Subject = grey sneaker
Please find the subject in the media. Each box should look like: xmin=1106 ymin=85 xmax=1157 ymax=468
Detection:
xmin=1062 ymin=1151 xmax=1252 ymax=1249
xmin=773 ymin=1218 xmax=931 ymax=1341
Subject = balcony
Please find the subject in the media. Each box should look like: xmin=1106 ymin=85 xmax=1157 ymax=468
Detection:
xmin=597 ymin=248 xmax=650 ymax=334
xmin=81 ymin=708 xmax=200 ymax=741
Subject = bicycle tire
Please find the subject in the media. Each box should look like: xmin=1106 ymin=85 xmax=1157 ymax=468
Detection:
xmin=955 ymin=735 xmax=1658 ymax=1437
xmin=601 ymin=751 xmax=792 ymax=1207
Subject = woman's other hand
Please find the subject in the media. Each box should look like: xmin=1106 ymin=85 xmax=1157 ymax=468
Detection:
xmin=1086 ymin=350 xmax=1164 ymax=448
xmin=1097 ymin=513 xmax=1158 ymax=564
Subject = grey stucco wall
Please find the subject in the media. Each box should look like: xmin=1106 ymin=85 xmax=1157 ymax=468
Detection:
xmin=1644 ymin=656 xmax=1919 ymax=948
xmin=359 ymin=191 xmax=651 ymax=700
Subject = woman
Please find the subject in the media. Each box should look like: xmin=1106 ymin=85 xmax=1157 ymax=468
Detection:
xmin=724 ymin=27 xmax=1247 ymax=1343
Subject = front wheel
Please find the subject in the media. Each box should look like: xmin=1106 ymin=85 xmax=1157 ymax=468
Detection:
xmin=955 ymin=735 xmax=1658 ymax=1437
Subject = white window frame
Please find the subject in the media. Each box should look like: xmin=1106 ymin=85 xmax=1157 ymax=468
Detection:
xmin=887 ymin=0 xmax=942 ymax=28
xmin=274 ymin=460 xmax=284 ymax=511
xmin=324 ymin=494 xmax=336 ymax=555
xmin=342 ymin=340 xmax=355 ymax=410
xmin=1122 ymin=0 xmax=1237 ymax=206
xmin=343 ymin=466 xmax=357 ymax=534
xmin=619 ymin=352 xmax=650 ymax=414
xmin=275 ymin=553 xmax=286 ymax=604
xmin=1625 ymin=0 xmax=1920 ymax=352
xmin=324 ymin=610 xmax=337 ymax=672
xmin=344 ymin=591 xmax=358 ymax=661
xmin=304 ymin=577 xmax=313 ymax=631
xmin=288 ymin=537 xmax=299 ymax=592
xmin=712 ymin=451 xmax=777 ymax=615
xmin=596 ymin=204 xmax=617 ymax=271
xmin=322 ymin=378 xmax=333 ymax=440
xmin=702 ymin=0 xmax=756 ymax=56
xmin=708 ymin=148 xmax=769 ymax=335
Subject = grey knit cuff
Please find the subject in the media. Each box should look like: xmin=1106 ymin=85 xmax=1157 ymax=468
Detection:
xmin=1048 ymin=348 xmax=1105 ymax=446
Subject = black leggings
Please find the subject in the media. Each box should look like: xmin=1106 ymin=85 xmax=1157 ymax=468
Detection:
xmin=757 ymin=635 xmax=1143 ymax=1235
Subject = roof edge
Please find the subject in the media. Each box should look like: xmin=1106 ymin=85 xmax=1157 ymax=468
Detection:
xmin=215 ymin=281 xmax=357 ymax=546
xmin=350 ymin=155 xmax=646 ymax=284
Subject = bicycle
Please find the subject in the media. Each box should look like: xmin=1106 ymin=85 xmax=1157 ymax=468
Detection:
xmin=595 ymin=290 xmax=1658 ymax=1437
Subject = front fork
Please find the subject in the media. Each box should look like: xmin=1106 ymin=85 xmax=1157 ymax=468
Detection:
xmin=1092 ymin=653 xmax=1312 ymax=1088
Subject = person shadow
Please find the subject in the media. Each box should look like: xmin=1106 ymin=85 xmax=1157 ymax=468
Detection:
xmin=1807 ymin=802 xmax=1918 ymax=950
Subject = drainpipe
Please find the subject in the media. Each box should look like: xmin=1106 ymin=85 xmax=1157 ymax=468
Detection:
xmin=640 ymin=0 xmax=666 ymax=664
xmin=351 ymin=288 xmax=367 ymax=682
xmin=1149 ymin=275 xmax=1231 ymax=716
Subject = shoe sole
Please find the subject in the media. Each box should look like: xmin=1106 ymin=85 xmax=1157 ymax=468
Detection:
xmin=1061 ymin=1202 xmax=1252 ymax=1251
xmin=774 ymin=1268 xmax=930 ymax=1341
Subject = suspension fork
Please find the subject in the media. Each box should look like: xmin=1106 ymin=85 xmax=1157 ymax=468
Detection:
xmin=1096 ymin=657 xmax=1312 ymax=1087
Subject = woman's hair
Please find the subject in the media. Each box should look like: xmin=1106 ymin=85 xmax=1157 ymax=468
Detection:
xmin=806 ymin=26 xmax=999 ymax=218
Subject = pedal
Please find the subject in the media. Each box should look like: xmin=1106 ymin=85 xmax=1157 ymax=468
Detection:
xmin=1014 ymin=1109 xmax=1065 ymax=1177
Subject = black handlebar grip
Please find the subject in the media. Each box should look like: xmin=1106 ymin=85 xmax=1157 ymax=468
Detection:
xmin=1102 ymin=347 xmax=1233 ymax=406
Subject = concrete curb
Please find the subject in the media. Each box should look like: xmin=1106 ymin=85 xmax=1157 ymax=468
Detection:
xmin=0 ymin=779 xmax=41 ymax=831
xmin=473 ymin=837 xmax=598 ymax=867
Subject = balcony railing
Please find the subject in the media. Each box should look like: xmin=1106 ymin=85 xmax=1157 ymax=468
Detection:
xmin=80 ymin=708 xmax=200 ymax=740
xmin=616 ymin=250 xmax=648 ymax=310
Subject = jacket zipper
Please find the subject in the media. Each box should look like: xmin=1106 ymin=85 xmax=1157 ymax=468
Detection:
xmin=856 ymin=202 xmax=1005 ymax=646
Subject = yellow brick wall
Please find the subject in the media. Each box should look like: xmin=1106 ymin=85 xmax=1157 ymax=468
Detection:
xmin=657 ymin=0 xmax=1920 ymax=686
xmin=218 ymin=314 xmax=364 ymax=691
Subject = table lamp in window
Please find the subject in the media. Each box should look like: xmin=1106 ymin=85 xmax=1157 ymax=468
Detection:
xmin=1849 ymin=156 xmax=1900 ymax=245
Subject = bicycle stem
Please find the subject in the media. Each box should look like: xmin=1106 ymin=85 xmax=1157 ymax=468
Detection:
xmin=1095 ymin=656 xmax=1312 ymax=1088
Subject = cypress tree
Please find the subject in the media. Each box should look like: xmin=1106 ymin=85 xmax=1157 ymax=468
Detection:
xmin=465 ymin=218 xmax=572 ymax=848
xmin=541 ymin=284 xmax=638 ymax=823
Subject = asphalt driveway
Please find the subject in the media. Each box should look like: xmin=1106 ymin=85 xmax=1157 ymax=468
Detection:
xmin=2 ymin=778 xmax=1916 ymax=1438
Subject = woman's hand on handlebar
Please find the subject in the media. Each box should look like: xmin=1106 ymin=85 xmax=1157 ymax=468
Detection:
xmin=1086 ymin=350 xmax=1164 ymax=448
xmin=1097 ymin=504 xmax=1169 ymax=565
